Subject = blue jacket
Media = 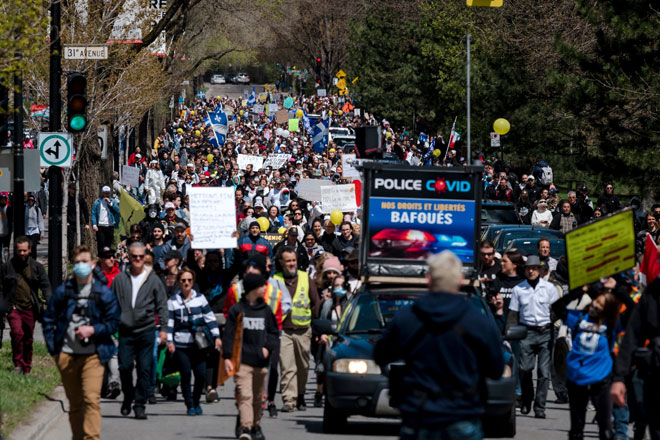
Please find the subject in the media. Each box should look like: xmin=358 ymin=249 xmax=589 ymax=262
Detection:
xmin=91 ymin=198 xmax=120 ymax=228
xmin=374 ymin=292 xmax=504 ymax=427
xmin=42 ymin=278 xmax=120 ymax=364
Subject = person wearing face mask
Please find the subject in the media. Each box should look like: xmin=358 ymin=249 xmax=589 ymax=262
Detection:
xmin=42 ymin=245 xmax=120 ymax=440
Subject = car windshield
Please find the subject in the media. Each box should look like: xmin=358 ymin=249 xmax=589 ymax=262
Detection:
xmin=495 ymin=229 xmax=563 ymax=250
xmin=508 ymin=239 xmax=566 ymax=259
xmin=344 ymin=294 xmax=417 ymax=333
xmin=482 ymin=206 xmax=519 ymax=224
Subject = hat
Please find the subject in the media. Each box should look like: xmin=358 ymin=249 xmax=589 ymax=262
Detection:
xmin=164 ymin=202 xmax=175 ymax=210
xmin=164 ymin=249 xmax=182 ymax=261
xmin=174 ymin=222 xmax=187 ymax=230
xmin=322 ymin=256 xmax=342 ymax=274
xmin=249 ymin=221 xmax=260 ymax=230
xmin=525 ymin=255 xmax=542 ymax=267
xmin=538 ymin=199 xmax=547 ymax=205
xmin=135 ymin=153 xmax=142 ymax=159
xmin=527 ymin=175 xmax=535 ymax=181
xmin=150 ymin=160 xmax=158 ymax=164
xmin=579 ymin=185 xmax=588 ymax=192
xmin=152 ymin=223 xmax=165 ymax=232
xmin=243 ymin=273 xmax=267 ymax=295
xmin=187 ymin=162 xmax=194 ymax=168
xmin=336 ymin=167 xmax=343 ymax=173
xmin=549 ymin=188 xmax=558 ymax=195
xmin=288 ymin=227 xmax=298 ymax=236
xmin=243 ymin=252 xmax=267 ymax=274
xmin=102 ymin=185 xmax=111 ymax=193
xmin=254 ymin=201 xmax=264 ymax=209
xmin=99 ymin=246 xmax=115 ymax=258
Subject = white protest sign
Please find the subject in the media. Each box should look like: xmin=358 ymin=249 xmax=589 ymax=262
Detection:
xmin=121 ymin=165 xmax=140 ymax=187
xmin=188 ymin=186 xmax=237 ymax=249
xmin=253 ymin=104 xmax=265 ymax=114
xmin=317 ymin=88 xmax=327 ymax=97
xmin=267 ymin=104 xmax=278 ymax=116
xmin=263 ymin=154 xmax=292 ymax=169
xmin=237 ymin=154 xmax=264 ymax=170
xmin=298 ymin=178 xmax=334 ymax=202
xmin=321 ymin=184 xmax=357 ymax=213
xmin=341 ymin=154 xmax=361 ymax=180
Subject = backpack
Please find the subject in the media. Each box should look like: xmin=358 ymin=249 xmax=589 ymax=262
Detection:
xmin=539 ymin=166 xmax=553 ymax=185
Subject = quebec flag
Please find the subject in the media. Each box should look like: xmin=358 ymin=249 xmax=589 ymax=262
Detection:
xmin=247 ymin=87 xmax=256 ymax=107
xmin=205 ymin=110 xmax=228 ymax=147
xmin=302 ymin=109 xmax=312 ymax=132
xmin=311 ymin=119 xmax=329 ymax=153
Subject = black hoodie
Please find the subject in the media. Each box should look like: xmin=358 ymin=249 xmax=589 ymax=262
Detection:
xmin=223 ymin=296 xmax=280 ymax=368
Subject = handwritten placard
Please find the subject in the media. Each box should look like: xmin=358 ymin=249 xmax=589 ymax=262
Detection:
xmin=122 ymin=165 xmax=140 ymax=188
xmin=237 ymin=154 xmax=264 ymax=170
xmin=341 ymin=154 xmax=361 ymax=180
xmin=188 ymin=186 xmax=237 ymax=249
xmin=263 ymin=154 xmax=292 ymax=169
xmin=298 ymin=178 xmax=334 ymax=202
xmin=275 ymin=110 xmax=288 ymax=125
xmin=321 ymin=184 xmax=357 ymax=213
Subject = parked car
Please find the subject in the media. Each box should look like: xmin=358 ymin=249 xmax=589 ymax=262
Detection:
xmin=316 ymin=286 xmax=525 ymax=437
xmin=505 ymin=237 xmax=566 ymax=259
xmin=210 ymin=74 xmax=225 ymax=84
xmin=492 ymin=227 xmax=563 ymax=253
xmin=234 ymin=73 xmax=250 ymax=84
xmin=481 ymin=201 xmax=521 ymax=233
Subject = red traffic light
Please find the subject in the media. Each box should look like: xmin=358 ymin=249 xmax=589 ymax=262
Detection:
xmin=316 ymin=58 xmax=321 ymax=63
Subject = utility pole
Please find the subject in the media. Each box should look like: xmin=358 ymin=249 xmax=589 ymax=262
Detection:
xmin=48 ymin=0 xmax=63 ymax=287
xmin=12 ymin=69 xmax=24 ymax=238
xmin=466 ymin=33 xmax=471 ymax=164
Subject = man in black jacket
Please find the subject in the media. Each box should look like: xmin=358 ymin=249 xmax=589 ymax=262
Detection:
xmin=0 ymin=236 xmax=51 ymax=374
xmin=611 ymin=278 xmax=660 ymax=440
xmin=111 ymin=241 xmax=168 ymax=420
xmin=374 ymin=251 xmax=504 ymax=439
xmin=223 ymin=273 xmax=280 ymax=440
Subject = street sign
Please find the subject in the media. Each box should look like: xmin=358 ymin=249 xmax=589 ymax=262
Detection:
xmin=490 ymin=132 xmax=501 ymax=147
xmin=339 ymin=88 xmax=349 ymax=96
xmin=39 ymin=132 xmax=73 ymax=167
xmin=466 ymin=0 xmax=503 ymax=6
xmin=336 ymin=78 xmax=347 ymax=90
xmin=63 ymin=45 xmax=109 ymax=60
xmin=169 ymin=96 xmax=174 ymax=108
xmin=336 ymin=69 xmax=346 ymax=79
xmin=98 ymin=125 xmax=109 ymax=160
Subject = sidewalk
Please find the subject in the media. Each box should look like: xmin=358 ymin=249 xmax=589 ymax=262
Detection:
xmin=8 ymin=386 xmax=68 ymax=440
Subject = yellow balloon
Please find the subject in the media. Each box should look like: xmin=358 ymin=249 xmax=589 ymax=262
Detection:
xmin=194 ymin=130 xmax=201 ymax=137
xmin=296 ymin=109 xmax=304 ymax=119
xmin=385 ymin=132 xmax=392 ymax=139
xmin=338 ymin=110 xmax=343 ymax=116
xmin=328 ymin=111 xmax=333 ymax=116
xmin=190 ymin=110 xmax=195 ymax=115
xmin=206 ymin=153 xmax=214 ymax=164
xmin=278 ymin=227 xmax=287 ymax=235
xmin=433 ymin=149 xmax=441 ymax=157
xmin=177 ymin=128 xmax=183 ymax=134
xmin=330 ymin=210 xmax=343 ymax=226
xmin=257 ymin=217 xmax=270 ymax=232
xmin=216 ymin=96 xmax=220 ymax=100
xmin=493 ymin=118 xmax=511 ymax=135
xmin=239 ymin=110 xmax=244 ymax=116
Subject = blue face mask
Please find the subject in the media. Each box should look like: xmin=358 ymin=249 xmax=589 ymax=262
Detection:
xmin=73 ymin=262 xmax=92 ymax=278
xmin=333 ymin=287 xmax=347 ymax=297
xmin=203 ymin=166 xmax=208 ymax=171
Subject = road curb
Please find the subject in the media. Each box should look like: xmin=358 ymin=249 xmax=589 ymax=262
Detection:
xmin=9 ymin=385 xmax=67 ymax=440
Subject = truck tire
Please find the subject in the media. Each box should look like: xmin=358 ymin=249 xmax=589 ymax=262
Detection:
xmin=322 ymin=397 xmax=348 ymax=433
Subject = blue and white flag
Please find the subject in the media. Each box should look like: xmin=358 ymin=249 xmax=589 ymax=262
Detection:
xmin=418 ymin=132 xmax=428 ymax=144
xmin=247 ymin=87 xmax=256 ymax=107
xmin=311 ymin=118 xmax=329 ymax=153
xmin=204 ymin=110 xmax=228 ymax=147
xmin=303 ymin=109 xmax=312 ymax=132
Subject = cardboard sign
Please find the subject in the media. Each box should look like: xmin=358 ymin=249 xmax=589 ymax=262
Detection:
xmin=565 ymin=210 xmax=635 ymax=290
xmin=263 ymin=154 xmax=292 ymax=169
xmin=298 ymin=178 xmax=334 ymax=202
xmin=341 ymin=154 xmax=361 ymax=180
xmin=121 ymin=165 xmax=140 ymax=187
xmin=188 ymin=186 xmax=237 ymax=249
xmin=237 ymin=154 xmax=264 ymax=170
xmin=275 ymin=110 xmax=288 ymax=125
xmin=288 ymin=119 xmax=299 ymax=132
xmin=321 ymin=184 xmax=357 ymax=213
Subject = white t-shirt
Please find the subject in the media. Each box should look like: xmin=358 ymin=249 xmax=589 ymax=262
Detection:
xmin=130 ymin=271 xmax=148 ymax=308
xmin=98 ymin=200 xmax=110 ymax=226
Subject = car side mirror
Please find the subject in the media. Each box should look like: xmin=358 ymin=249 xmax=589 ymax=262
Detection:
xmin=505 ymin=324 xmax=528 ymax=341
xmin=312 ymin=319 xmax=337 ymax=335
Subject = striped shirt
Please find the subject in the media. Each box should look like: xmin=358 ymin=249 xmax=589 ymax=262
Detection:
xmin=167 ymin=290 xmax=220 ymax=348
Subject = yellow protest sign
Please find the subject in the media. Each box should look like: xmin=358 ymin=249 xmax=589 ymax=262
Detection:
xmin=466 ymin=0 xmax=503 ymax=6
xmin=565 ymin=209 xmax=635 ymax=290
xmin=336 ymin=78 xmax=347 ymax=90
xmin=288 ymin=118 xmax=299 ymax=132
xmin=336 ymin=69 xmax=346 ymax=79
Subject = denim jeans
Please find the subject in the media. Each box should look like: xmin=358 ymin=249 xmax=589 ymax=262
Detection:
xmin=400 ymin=419 xmax=483 ymax=440
xmin=612 ymin=403 xmax=629 ymax=439
xmin=118 ymin=328 xmax=155 ymax=410
xmin=519 ymin=327 xmax=552 ymax=414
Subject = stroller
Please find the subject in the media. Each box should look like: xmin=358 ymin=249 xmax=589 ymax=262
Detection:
xmin=156 ymin=344 xmax=181 ymax=401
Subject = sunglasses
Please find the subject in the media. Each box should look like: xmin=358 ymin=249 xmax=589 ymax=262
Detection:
xmin=481 ymin=251 xmax=494 ymax=256
xmin=131 ymin=254 xmax=145 ymax=259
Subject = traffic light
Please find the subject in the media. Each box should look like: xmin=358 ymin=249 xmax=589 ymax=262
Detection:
xmin=315 ymin=57 xmax=322 ymax=76
xmin=67 ymin=72 xmax=87 ymax=133
xmin=0 ymin=84 xmax=7 ymax=147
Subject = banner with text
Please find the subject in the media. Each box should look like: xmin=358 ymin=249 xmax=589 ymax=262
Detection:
xmin=237 ymin=154 xmax=264 ymax=170
xmin=263 ymin=154 xmax=292 ymax=169
xmin=121 ymin=165 xmax=140 ymax=187
xmin=321 ymin=184 xmax=357 ymax=213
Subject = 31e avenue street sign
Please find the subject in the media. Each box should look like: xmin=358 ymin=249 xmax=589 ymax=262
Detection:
xmin=63 ymin=45 xmax=109 ymax=60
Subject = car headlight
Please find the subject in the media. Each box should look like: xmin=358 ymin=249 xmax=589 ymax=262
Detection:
xmin=332 ymin=359 xmax=381 ymax=375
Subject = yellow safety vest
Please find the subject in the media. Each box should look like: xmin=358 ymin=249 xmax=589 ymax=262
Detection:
xmin=233 ymin=282 xmax=282 ymax=312
xmin=274 ymin=270 xmax=311 ymax=327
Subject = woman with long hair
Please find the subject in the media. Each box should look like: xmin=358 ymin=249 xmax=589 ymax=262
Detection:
xmin=552 ymin=283 xmax=632 ymax=440
xmin=166 ymin=268 xmax=222 ymax=415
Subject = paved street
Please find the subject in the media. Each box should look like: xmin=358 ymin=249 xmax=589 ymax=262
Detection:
xmin=43 ymin=364 xmax=611 ymax=440
xmin=205 ymin=83 xmax=267 ymax=100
